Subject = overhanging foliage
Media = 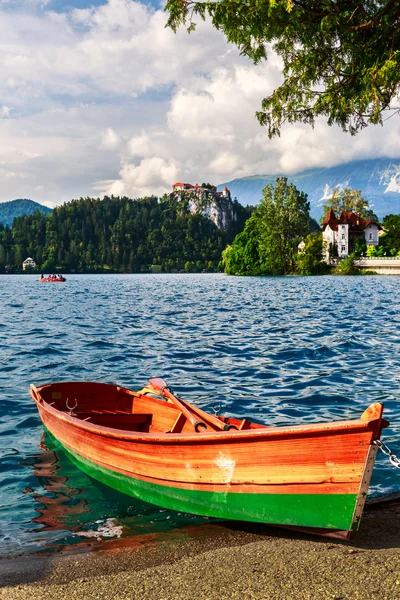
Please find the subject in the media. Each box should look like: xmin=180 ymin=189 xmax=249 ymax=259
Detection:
xmin=166 ymin=1 xmax=400 ymax=136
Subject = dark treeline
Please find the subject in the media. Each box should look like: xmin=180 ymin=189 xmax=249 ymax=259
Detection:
xmin=0 ymin=195 xmax=251 ymax=273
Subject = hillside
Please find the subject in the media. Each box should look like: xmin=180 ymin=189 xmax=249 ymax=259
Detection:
xmin=0 ymin=199 xmax=52 ymax=227
xmin=0 ymin=195 xmax=249 ymax=273
xmin=219 ymin=158 xmax=400 ymax=220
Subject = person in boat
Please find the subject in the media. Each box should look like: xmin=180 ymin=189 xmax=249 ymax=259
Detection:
xmin=41 ymin=274 xmax=44 ymax=279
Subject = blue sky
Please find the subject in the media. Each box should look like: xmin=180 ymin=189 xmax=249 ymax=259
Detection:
xmin=51 ymin=1 xmax=108 ymax=8
xmin=2 ymin=0 xmax=159 ymax=12
xmin=51 ymin=0 xmax=160 ymax=8
xmin=0 ymin=0 xmax=398 ymax=206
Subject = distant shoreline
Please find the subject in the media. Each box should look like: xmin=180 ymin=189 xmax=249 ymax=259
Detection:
xmin=0 ymin=271 xmax=223 ymax=276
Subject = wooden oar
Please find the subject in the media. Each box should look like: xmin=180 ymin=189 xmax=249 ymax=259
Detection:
xmin=147 ymin=378 xmax=236 ymax=432
xmin=148 ymin=378 xmax=207 ymax=432
xmin=178 ymin=396 xmax=237 ymax=431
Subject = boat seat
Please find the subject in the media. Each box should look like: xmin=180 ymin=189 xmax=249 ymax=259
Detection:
xmin=73 ymin=412 xmax=153 ymax=432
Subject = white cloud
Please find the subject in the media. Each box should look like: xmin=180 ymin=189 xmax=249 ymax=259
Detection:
xmin=101 ymin=127 xmax=121 ymax=150
xmin=105 ymin=156 xmax=180 ymax=198
xmin=127 ymin=133 xmax=154 ymax=158
xmin=0 ymin=106 xmax=11 ymax=118
xmin=0 ymin=0 xmax=400 ymax=205
xmin=208 ymin=152 xmax=241 ymax=175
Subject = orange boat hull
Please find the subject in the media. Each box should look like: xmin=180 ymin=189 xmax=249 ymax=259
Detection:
xmin=39 ymin=278 xmax=66 ymax=282
xmin=30 ymin=381 xmax=388 ymax=539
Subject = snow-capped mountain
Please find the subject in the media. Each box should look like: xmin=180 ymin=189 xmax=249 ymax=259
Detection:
xmin=219 ymin=158 xmax=400 ymax=219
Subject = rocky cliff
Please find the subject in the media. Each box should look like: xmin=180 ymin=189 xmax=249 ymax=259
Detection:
xmin=172 ymin=187 xmax=242 ymax=230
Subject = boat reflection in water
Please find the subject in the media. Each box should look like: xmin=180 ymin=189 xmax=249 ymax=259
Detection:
xmin=25 ymin=432 xmax=209 ymax=553
xmin=30 ymin=440 xmax=91 ymax=533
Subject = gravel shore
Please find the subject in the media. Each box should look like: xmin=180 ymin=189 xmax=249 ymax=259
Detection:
xmin=1 ymin=500 xmax=399 ymax=600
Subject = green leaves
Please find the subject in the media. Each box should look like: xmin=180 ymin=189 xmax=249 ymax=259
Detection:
xmin=380 ymin=213 xmax=400 ymax=255
xmin=1 ymin=195 xmax=250 ymax=273
xmin=222 ymin=214 xmax=262 ymax=275
xmin=223 ymin=177 xmax=311 ymax=275
xmin=332 ymin=253 xmax=358 ymax=275
xmin=296 ymin=233 xmax=327 ymax=275
xmin=321 ymin=187 xmax=377 ymax=222
xmin=165 ymin=1 xmax=400 ymax=136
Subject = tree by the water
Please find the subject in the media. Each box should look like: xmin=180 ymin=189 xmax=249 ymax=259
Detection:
xmin=223 ymin=177 xmax=310 ymax=275
xmin=222 ymin=214 xmax=262 ymax=276
xmin=380 ymin=214 xmax=400 ymax=255
xmin=166 ymin=1 xmax=400 ymax=137
xmin=296 ymin=233 xmax=327 ymax=275
xmin=321 ymin=188 xmax=378 ymax=222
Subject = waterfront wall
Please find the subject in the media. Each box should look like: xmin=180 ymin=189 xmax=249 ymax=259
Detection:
xmin=354 ymin=258 xmax=400 ymax=274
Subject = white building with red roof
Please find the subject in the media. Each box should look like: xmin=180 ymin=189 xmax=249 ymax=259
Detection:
xmin=172 ymin=182 xmax=195 ymax=191
xmin=322 ymin=209 xmax=381 ymax=260
xmin=172 ymin=182 xmax=218 ymax=193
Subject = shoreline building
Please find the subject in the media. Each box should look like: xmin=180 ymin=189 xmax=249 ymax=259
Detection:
xmin=22 ymin=257 xmax=36 ymax=270
xmin=322 ymin=209 xmax=381 ymax=261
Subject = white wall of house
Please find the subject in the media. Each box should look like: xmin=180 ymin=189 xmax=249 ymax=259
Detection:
xmin=322 ymin=225 xmax=336 ymax=259
xmin=22 ymin=258 xmax=36 ymax=270
xmin=337 ymin=224 xmax=349 ymax=258
xmin=364 ymin=224 xmax=379 ymax=246
xmin=324 ymin=225 xmax=336 ymax=246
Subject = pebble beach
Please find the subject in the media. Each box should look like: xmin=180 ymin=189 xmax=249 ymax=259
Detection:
xmin=1 ymin=498 xmax=399 ymax=600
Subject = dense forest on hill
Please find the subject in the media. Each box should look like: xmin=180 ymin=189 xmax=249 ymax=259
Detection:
xmin=0 ymin=195 xmax=251 ymax=273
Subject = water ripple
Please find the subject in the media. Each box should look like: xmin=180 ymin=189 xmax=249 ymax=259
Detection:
xmin=0 ymin=273 xmax=399 ymax=557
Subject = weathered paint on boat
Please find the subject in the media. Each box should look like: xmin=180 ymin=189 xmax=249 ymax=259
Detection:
xmin=30 ymin=381 xmax=388 ymax=539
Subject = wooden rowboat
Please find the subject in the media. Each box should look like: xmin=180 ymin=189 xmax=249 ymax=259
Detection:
xmin=30 ymin=378 xmax=389 ymax=540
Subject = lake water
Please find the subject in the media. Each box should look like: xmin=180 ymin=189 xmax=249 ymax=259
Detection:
xmin=0 ymin=274 xmax=399 ymax=557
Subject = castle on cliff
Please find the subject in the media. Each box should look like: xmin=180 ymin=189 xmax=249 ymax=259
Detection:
xmin=172 ymin=182 xmax=231 ymax=199
xmin=171 ymin=182 xmax=234 ymax=229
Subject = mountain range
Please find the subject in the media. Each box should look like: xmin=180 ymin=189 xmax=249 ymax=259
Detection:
xmin=0 ymin=199 xmax=52 ymax=227
xmin=2 ymin=158 xmax=400 ymax=227
xmin=219 ymin=158 xmax=400 ymax=220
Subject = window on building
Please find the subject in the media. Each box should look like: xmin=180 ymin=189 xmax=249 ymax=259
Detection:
xmin=342 ymin=234 xmax=345 ymax=239
xmin=341 ymin=245 xmax=345 ymax=252
xmin=369 ymin=233 xmax=373 ymax=240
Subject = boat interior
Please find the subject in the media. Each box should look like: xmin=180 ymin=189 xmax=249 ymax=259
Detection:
xmin=32 ymin=381 xmax=266 ymax=434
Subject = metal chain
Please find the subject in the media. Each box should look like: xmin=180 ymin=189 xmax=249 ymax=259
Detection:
xmin=374 ymin=439 xmax=400 ymax=469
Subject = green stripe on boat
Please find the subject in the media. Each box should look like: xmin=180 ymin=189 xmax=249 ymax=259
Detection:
xmin=58 ymin=442 xmax=357 ymax=531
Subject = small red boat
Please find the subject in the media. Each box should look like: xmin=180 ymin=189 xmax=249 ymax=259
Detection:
xmin=30 ymin=378 xmax=389 ymax=540
xmin=39 ymin=276 xmax=66 ymax=282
